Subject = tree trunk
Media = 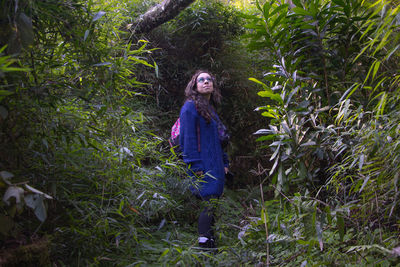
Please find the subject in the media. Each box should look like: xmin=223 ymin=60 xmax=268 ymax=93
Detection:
xmin=128 ymin=0 xmax=196 ymax=35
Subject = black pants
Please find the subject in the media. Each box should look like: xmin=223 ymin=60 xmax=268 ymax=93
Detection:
xmin=197 ymin=195 xmax=218 ymax=238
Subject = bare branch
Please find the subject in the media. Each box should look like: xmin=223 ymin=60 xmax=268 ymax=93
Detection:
xmin=128 ymin=0 xmax=196 ymax=35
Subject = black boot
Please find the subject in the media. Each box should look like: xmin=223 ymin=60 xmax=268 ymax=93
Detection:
xmin=198 ymin=236 xmax=216 ymax=249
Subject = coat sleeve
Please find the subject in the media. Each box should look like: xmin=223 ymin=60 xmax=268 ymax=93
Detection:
xmin=180 ymin=106 xmax=204 ymax=173
xmin=223 ymin=152 xmax=229 ymax=168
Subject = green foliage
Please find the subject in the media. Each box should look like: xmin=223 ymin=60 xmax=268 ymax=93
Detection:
xmin=0 ymin=0 xmax=196 ymax=264
xmin=239 ymin=190 xmax=400 ymax=265
xmin=1 ymin=0 xmax=400 ymax=265
xmin=243 ymin=0 xmax=400 ymax=264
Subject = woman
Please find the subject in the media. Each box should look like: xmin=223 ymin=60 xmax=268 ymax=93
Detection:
xmin=179 ymin=70 xmax=229 ymax=249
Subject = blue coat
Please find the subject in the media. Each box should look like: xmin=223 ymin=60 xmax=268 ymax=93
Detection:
xmin=179 ymin=101 xmax=228 ymax=197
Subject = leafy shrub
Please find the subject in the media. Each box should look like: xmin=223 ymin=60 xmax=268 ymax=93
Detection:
xmin=0 ymin=0 xmax=201 ymax=264
xmin=242 ymin=0 xmax=400 ymax=264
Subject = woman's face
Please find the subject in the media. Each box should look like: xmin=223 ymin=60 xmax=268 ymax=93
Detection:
xmin=196 ymin=72 xmax=214 ymax=97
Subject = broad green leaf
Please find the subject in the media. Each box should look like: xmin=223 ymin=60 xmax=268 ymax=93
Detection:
xmin=158 ymin=248 xmax=170 ymax=261
xmin=373 ymin=29 xmax=392 ymax=55
xmin=309 ymin=1 xmax=318 ymax=18
xmin=374 ymin=92 xmax=387 ymax=116
xmin=263 ymin=2 xmax=271 ymax=18
xmin=129 ymin=56 xmax=154 ymax=68
xmin=371 ymin=60 xmax=381 ymax=81
xmin=0 ymin=45 xmax=7 ymax=54
xmin=256 ymin=135 xmax=276 ymax=142
xmin=270 ymin=4 xmax=288 ymax=17
xmin=271 ymin=12 xmax=287 ymax=31
xmin=258 ymin=91 xmax=283 ymax=104
xmin=261 ymin=111 xmax=277 ymax=118
xmin=249 ymin=77 xmax=267 ymax=87
xmin=292 ymin=7 xmax=312 ymax=16
xmin=261 ymin=206 xmax=269 ymax=224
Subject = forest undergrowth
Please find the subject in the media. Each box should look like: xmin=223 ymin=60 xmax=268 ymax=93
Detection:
xmin=1 ymin=0 xmax=400 ymax=266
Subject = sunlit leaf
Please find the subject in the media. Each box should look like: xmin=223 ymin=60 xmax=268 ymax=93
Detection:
xmin=3 ymin=186 xmax=24 ymax=205
xmin=92 ymin=11 xmax=106 ymax=22
xmin=0 ymin=171 xmax=14 ymax=185
xmin=24 ymin=194 xmax=47 ymax=222
xmin=292 ymin=7 xmax=312 ymax=16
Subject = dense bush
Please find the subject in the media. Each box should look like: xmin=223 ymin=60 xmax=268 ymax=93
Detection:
xmin=0 ymin=0 xmax=199 ymax=265
xmin=1 ymin=0 xmax=400 ymax=265
xmin=241 ymin=0 xmax=400 ymax=264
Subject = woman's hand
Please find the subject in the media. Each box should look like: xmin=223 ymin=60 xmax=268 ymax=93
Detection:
xmin=224 ymin=167 xmax=229 ymax=174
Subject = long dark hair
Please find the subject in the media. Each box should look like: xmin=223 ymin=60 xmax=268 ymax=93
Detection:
xmin=184 ymin=70 xmax=221 ymax=123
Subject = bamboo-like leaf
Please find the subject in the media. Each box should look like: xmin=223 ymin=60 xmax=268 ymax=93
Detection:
xmin=270 ymin=157 xmax=279 ymax=175
xmin=263 ymin=2 xmax=271 ymax=18
xmin=359 ymin=175 xmax=370 ymax=193
xmin=292 ymin=7 xmax=312 ymax=16
xmin=270 ymin=144 xmax=281 ymax=161
xmin=373 ymin=29 xmax=392 ymax=56
xmin=261 ymin=111 xmax=277 ymax=118
xmin=358 ymin=154 xmax=365 ymax=171
xmin=300 ymin=141 xmax=316 ymax=147
xmin=384 ymin=44 xmax=400 ymax=61
xmin=254 ymin=129 xmax=275 ymax=135
xmin=371 ymin=60 xmax=381 ymax=81
xmin=92 ymin=11 xmax=106 ymax=22
xmin=249 ymin=77 xmax=267 ymax=87
xmin=374 ymin=92 xmax=387 ymax=117
xmin=129 ymin=56 xmax=154 ymax=68
xmin=256 ymin=135 xmax=277 ymax=142
xmin=261 ymin=206 xmax=269 ymax=224
xmin=158 ymin=248 xmax=170 ymax=261
xmin=271 ymin=13 xmax=287 ymax=31
xmin=258 ymin=90 xmax=283 ymax=104
xmin=270 ymin=4 xmax=288 ymax=17
xmin=84 ymin=30 xmax=89 ymax=41
xmin=285 ymin=86 xmax=300 ymax=107
xmin=340 ymin=83 xmax=361 ymax=102
xmin=292 ymin=0 xmax=303 ymax=8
